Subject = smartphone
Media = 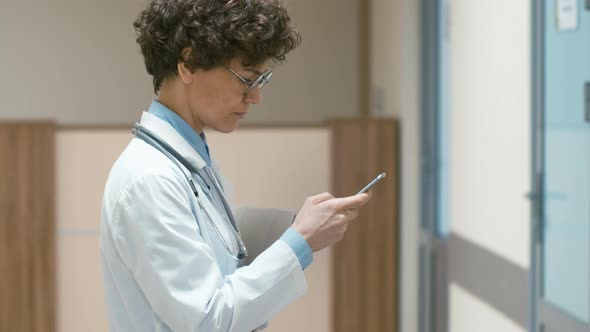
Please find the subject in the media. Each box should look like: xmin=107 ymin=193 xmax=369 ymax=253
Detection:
xmin=357 ymin=172 xmax=386 ymax=195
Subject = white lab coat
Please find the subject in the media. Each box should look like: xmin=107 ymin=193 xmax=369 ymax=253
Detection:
xmin=100 ymin=112 xmax=308 ymax=332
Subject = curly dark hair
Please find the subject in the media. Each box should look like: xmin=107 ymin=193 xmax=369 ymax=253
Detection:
xmin=133 ymin=0 xmax=301 ymax=93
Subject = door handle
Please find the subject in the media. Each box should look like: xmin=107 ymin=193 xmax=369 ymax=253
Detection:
xmin=585 ymin=82 xmax=590 ymax=122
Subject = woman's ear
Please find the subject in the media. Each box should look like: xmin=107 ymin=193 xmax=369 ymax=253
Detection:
xmin=177 ymin=47 xmax=194 ymax=84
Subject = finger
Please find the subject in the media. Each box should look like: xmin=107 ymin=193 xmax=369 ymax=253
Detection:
xmin=322 ymin=193 xmax=370 ymax=211
xmin=308 ymin=192 xmax=334 ymax=204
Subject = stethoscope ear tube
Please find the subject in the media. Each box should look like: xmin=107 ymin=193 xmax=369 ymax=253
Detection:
xmin=133 ymin=124 xmax=200 ymax=196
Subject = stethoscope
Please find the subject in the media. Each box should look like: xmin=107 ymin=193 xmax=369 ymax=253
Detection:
xmin=132 ymin=123 xmax=248 ymax=261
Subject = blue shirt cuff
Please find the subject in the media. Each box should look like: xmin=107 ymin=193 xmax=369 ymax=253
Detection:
xmin=280 ymin=228 xmax=313 ymax=270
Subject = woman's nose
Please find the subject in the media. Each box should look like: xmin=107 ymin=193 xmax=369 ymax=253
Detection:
xmin=243 ymin=87 xmax=263 ymax=104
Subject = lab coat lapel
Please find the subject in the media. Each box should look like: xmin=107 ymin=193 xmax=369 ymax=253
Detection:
xmin=139 ymin=111 xmax=208 ymax=170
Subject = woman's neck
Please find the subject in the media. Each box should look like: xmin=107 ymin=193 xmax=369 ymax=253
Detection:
xmin=157 ymin=80 xmax=204 ymax=134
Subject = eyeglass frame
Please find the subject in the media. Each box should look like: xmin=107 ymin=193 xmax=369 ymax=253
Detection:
xmin=224 ymin=65 xmax=273 ymax=96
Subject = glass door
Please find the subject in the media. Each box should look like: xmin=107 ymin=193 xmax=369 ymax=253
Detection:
xmin=533 ymin=1 xmax=590 ymax=331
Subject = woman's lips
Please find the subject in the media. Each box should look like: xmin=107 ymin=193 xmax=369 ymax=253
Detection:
xmin=233 ymin=112 xmax=247 ymax=119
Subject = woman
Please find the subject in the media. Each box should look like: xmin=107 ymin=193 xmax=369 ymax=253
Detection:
xmin=100 ymin=0 xmax=370 ymax=331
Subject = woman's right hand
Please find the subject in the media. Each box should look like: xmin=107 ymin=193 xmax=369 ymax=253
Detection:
xmin=291 ymin=192 xmax=371 ymax=252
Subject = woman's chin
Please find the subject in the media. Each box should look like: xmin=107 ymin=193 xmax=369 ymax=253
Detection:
xmin=213 ymin=122 xmax=239 ymax=134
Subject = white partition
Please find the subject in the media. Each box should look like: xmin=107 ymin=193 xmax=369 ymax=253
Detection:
xmin=56 ymin=130 xmax=131 ymax=332
xmin=56 ymin=127 xmax=331 ymax=332
xmin=449 ymin=0 xmax=531 ymax=268
xmin=449 ymin=283 xmax=523 ymax=332
xmin=447 ymin=0 xmax=531 ymax=331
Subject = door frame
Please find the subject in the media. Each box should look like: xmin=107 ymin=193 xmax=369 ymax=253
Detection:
xmin=419 ymin=1 xmax=449 ymax=331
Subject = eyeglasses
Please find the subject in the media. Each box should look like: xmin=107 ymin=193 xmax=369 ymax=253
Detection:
xmin=224 ymin=65 xmax=273 ymax=96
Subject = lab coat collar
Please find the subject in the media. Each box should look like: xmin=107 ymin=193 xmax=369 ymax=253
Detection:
xmin=138 ymin=111 xmax=208 ymax=171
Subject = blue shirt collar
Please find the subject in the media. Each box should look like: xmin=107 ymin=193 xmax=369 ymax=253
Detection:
xmin=148 ymin=100 xmax=211 ymax=166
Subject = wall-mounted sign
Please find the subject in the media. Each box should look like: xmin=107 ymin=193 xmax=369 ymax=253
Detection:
xmin=556 ymin=0 xmax=579 ymax=31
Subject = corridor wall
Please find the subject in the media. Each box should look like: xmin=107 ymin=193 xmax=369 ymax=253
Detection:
xmin=446 ymin=1 xmax=531 ymax=331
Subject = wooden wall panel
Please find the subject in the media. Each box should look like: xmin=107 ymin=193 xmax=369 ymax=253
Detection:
xmin=0 ymin=123 xmax=56 ymax=332
xmin=331 ymin=119 xmax=399 ymax=332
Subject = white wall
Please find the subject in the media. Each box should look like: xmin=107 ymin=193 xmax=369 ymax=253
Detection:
xmin=250 ymin=0 xmax=362 ymax=124
xmin=56 ymin=128 xmax=332 ymax=332
xmin=0 ymin=0 xmax=361 ymax=125
xmin=0 ymin=0 xmax=153 ymax=124
xmin=447 ymin=0 xmax=531 ymax=331
xmin=449 ymin=283 xmax=524 ymax=332
xmin=448 ymin=0 xmax=531 ymax=269
xmin=369 ymin=0 xmax=404 ymax=117
xmin=370 ymin=1 xmax=422 ymax=331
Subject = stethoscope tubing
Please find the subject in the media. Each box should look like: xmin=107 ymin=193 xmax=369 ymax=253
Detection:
xmin=132 ymin=123 xmax=248 ymax=260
